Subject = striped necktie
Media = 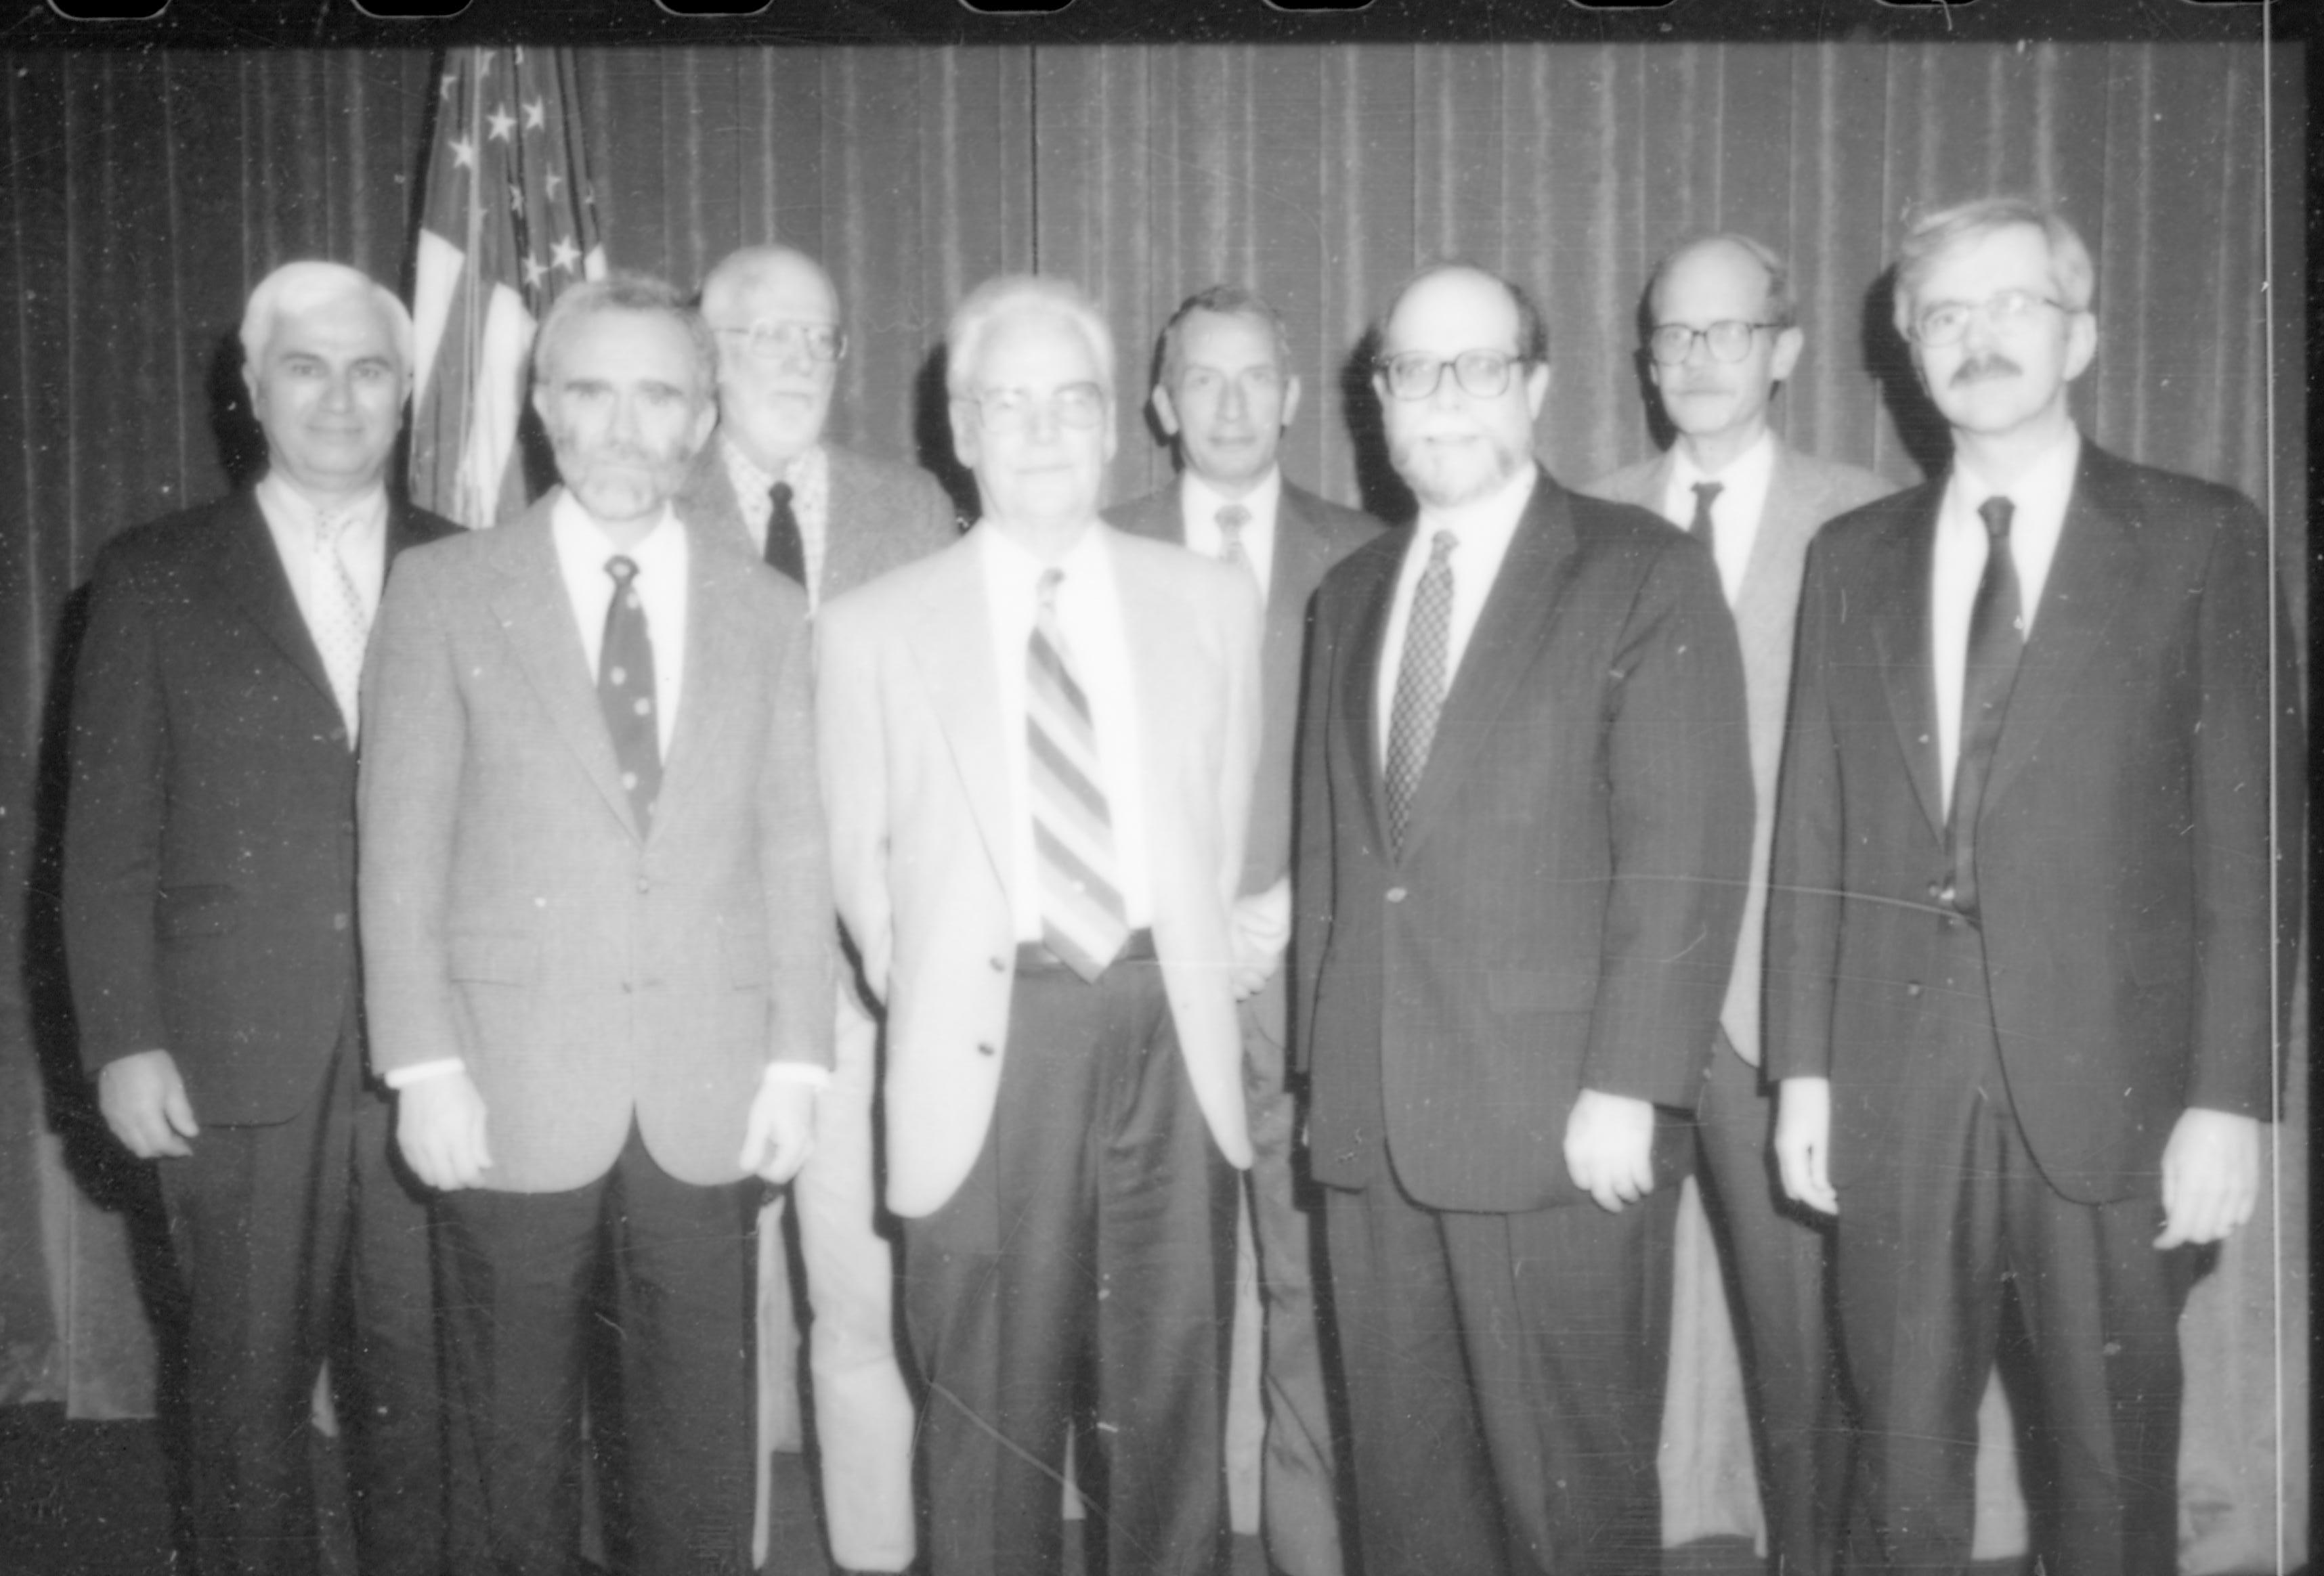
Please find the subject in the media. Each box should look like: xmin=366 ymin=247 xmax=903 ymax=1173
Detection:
xmin=1026 ymin=567 xmax=1130 ymax=982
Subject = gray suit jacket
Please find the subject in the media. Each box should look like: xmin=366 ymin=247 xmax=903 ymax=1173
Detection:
xmin=358 ymin=491 xmax=836 ymax=1193
xmin=1108 ymin=475 xmax=1384 ymax=1050
xmin=676 ymin=439 xmax=958 ymax=603
xmin=1585 ymin=439 xmax=1892 ymax=1068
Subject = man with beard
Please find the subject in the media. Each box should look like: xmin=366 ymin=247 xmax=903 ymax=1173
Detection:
xmin=1767 ymin=196 xmax=2302 ymax=1576
xmin=678 ymin=242 xmax=953 ymax=1576
xmin=1585 ymin=234 xmax=1891 ymax=1576
xmin=360 ymin=273 xmax=835 ymax=1575
xmin=1293 ymin=261 xmax=1752 ymax=1576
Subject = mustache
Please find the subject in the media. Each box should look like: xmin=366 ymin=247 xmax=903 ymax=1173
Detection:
xmin=1949 ymin=353 xmax=2023 ymax=386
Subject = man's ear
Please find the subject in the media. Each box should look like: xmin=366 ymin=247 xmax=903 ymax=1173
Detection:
xmin=1152 ymin=383 xmax=1182 ymax=440
xmin=1769 ymin=326 xmax=1805 ymax=385
xmin=1279 ymin=374 xmax=1304 ymax=432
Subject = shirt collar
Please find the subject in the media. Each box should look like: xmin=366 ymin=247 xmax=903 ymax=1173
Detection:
xmin=1417 ymin=458 xmax=1537 ymax=545
xmin=256 ymin=470 xmax=387 ymax=533
xmin=552 ymin=487 xmax=685 ymax=575
xmin=1948 ymin=424 xmax=2081 ymax=526
xmin=977 ymin=514 xmax=1109 ymax=584
xmin=722 ymin=433 xmax=823 ymax=498
xmin=1670 ymin=426 xmax=1775 ymax=496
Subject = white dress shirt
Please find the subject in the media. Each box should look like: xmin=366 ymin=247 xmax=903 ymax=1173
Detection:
xmin=254 ymin=470 xmax=389 ymax=661
xmin=1180 ymin=465 xmax=1283 ymax=600
xmin=978 ymin=520 xmax=1155 ymax=940
xmin=552 ymin=491 xmax=689 ymax=760
xmin=1931 ymin=426 xmax=2080 ymax=814
xmin=1375 ymin=463 xmax=1538 ymax=767
xmin=1660 ymin=429 xmax=1776 ymax=607
xmin=723 ymin=437 xmax=832 ymax=608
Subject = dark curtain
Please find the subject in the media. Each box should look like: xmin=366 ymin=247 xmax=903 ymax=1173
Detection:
xmin=0 ymin=40 xmax=2303 ymax=1569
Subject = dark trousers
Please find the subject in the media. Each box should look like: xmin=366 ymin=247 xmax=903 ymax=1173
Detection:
xmin=902 ymin=955 xmax=1237 ymax=1576
xmin=437 ymin=1122 xmax=758 ymax=1576
xmin=1694 ymin=1034 xmax=1847 ymax=1576
xmin=156 ymin=1042 xmax=448 ymax=1576
xmin=1325 ymin=1155 xmax=1680 ymax=1576
xmin=1834 ymin=925 xmax=2192 ymax=1576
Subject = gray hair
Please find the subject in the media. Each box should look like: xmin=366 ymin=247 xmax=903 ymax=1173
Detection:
xmin=945 ymin=274 xmax=1117 ymax=399
xmin=240 ymin=260 xmax=414 ymax=377
xmin=1643 ymin=232 xmax=1798 ymax=335
xmin=532 ymin=273 xmax=716 ymax=406
xmin=698 ymin=243 xmax=840 ymax=325
xmin=1155 ymin=284 xmax=1292 ymax=390
xmin=1893 ymin=196 xmax=2096 ymax=339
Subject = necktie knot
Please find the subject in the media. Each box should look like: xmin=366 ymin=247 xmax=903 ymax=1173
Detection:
xmin=1426 ymin=529 xmax=1457 ymax=568
xmin=769 ymin=480 xmax=794 ymax=512
xmin=315 ymin=509 xmax=355 ymax=547
xmin=1037 ymin=565 xmax=1064 ymax=613
xmin=606 ymin=555 xmax=639 ymax=590
xmin=1978 ymin=496 xmax=2015 ymax=542
xmin=1216 ymin=504 xmax=1250 ymax=547
xmin=1687 ymin=481 xmax=1723 ymax=545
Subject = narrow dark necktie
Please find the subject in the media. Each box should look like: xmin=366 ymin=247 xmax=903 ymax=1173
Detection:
xmin=1687 ymin=480 xmax=1724 ymax=548
xmin=1215 ymin=503 xmax=1255 ymax=583
xmin=1027 ymin=568 xmax=1131 ymax=982
xmin=1383 ymin=530 xmax=1457 ymax=854
xmin=599 ymin=556 xmax=662 ymax=836
xmin=1946 ymin=496 xmax=2024 ymax=922
xmin=763 ymin=479 xmax=806 ymax=586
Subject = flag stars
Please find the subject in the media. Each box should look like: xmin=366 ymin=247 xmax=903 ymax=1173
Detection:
xmin=551 ymin=236 xmax=580 ymax=273
xmin=522 ymin=255 xmax=548 ymax=290
xmin=609 ymin=667 xmax=627 ymax=686
xmin=507 ymin=183 xmax=524 ymax=215
xmin=450 ymin=135 xmax=476 ymax=171
xmin=544 ymin=169 xmax=564 ymax=199
xmin=633 ymin=698 xmax=652 ymax=718
xmin=523 ymin=97 xmax=546 ymax=132
xmin=487 ymin=104 xmax=516 ymax=142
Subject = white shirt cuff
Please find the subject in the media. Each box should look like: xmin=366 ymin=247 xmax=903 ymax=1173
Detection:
xmin=383 ymin=1057 xmax=466 ymax=1089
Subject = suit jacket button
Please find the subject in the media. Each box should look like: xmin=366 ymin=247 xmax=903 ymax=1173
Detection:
xmin=976 ymin=1042 xmax=995 ymax=1057
xmin=1385 ymin=887 xmax=1406 ymax=903
xmin=1906 ymin=982 xmax=1922 ymax=997
xmin=332 ymin=912 xmax=350 ymax=932
xmin=636 ymin=877 xmax=651 ymax=894
xmin=1927 ymin=881 xmax=1941 ymax=898
xmin=990 ymin=957 xmax=1006 ymax=972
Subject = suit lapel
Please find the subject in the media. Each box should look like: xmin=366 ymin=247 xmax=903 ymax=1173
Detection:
xmin=1335 ymin=543 xmax=1400 ymax=856
xmin=1867 ymin=498 xmax=1947 ymax=844
xmin=486 ymin=498 xmax=645 ymax=841
xmin=1981 ymin=454 xmax=2139 ymax=812
xmin=653 ymin=536 xmax=746 ymax=841
xmin=1395 ymin=473 xmax=1580 ymax=862
xmin=215 ymin=491 xmax=339 ymax=713
xmin=819 ymin=447 xmax=865 ymax=602
xmin=905 ymin=543 xmax=1013 ymax=890
xmin=1736 ymin=444 xmax=1805 ymax=615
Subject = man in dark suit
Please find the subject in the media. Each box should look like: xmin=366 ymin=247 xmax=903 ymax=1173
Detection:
xmin=677 ymin=242 xmax=955 ymax=1576
xmin=64 ymin=260 xmax=452 ymax=1576
xmin=1586 ymin=234 xmax=1891 ymax=1576
xmin=1293 ymin=261 xmax=1752 ymax=1576
xmin=819 ymin=274 xmax=1261 ymax=1576
xmin=1767 ymin=197 xmax=2302 ymax=1576
xmin=360 ymin=273 xmax=834 ymax=1576
xmin=1109 ymin=284 xmax=1381 ymax=1576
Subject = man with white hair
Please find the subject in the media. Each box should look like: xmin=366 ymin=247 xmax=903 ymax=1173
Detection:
xmin=65 ymin=259 xmax=454 ymax=1575
xmin=676 ymin=242 xmax=954 ymax=1576
xmin=818 ymin=273 xmax=1262 ymax=1576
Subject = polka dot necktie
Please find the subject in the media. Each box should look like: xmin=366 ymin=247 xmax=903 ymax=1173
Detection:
xmin=311 ymin=510 xmax=370 ymax=747
xmin=599 ymin=556 xmax=662 ymax=836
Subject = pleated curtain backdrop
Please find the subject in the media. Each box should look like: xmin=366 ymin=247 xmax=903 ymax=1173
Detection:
xmin=0 ymin=39 xmax=2304 ymax=1571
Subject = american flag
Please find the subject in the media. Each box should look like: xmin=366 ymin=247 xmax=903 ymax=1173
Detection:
xmin=408 ymin=46 xmax=606 ymax=529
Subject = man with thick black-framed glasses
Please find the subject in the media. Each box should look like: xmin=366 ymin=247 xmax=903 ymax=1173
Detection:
xmin=1292 ymin=261 xmax=1752 ymax=1576
xmin=1585 ymin=233 xmax=1891 ymax=1576
xmin=677 ymin=243 xmax=957 ymax=1576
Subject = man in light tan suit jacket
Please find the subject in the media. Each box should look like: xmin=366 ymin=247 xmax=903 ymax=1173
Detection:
xmin=360 ymin=274 xmax=834 ymax=1576
xmin=1585 ymin=234 xmax=1891 ymax=1576
xmin=817 ymin=274 xmax=1261 ymax=1576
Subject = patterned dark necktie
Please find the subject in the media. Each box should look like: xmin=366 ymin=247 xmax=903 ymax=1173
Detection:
xmin=1215 ymin=503 xmax=1255 ymax=583
xmin=1688 ymin=480 xmax=1724 ymax=549
xmin=1946 ymin=496 xmax=2023 ymax=921
xmin=764 ymin=479 xmax=806 ymax=586
xmin=1383 ymin=530 xmax=1457 ymax=854
xmin=599 ymin=556 xmax=662 ymax=836
xmin=1027 ymin=568 xmax=1130 ymax=981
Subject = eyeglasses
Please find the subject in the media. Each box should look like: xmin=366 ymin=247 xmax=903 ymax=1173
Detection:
xmin=713 ymin=320 xmax=846 ymax=364
xmin=1373 ymin=350 xmax=1529 ymax=402
xmin=1646 ymin=320 xmax=1779 ymax=366
xmin=1910 ymin=290 xmax=2067 ymax=348
xmin=957 ymin=382 xmax=1108 ymax=435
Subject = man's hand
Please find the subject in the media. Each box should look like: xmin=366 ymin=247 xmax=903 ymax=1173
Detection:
xmin=1229 ymin=878 xmax=1291 ymax=1001
xmin=2155 ymin=1107 xmax=2262 ymax=1249
xmin=397 ymin=1070 xmax=493 ymax=1191
xmin=97 ymin=1050 xmax=198 ymax=1158
xmin=740 ymin=1078 xmax=818 ymax=1184
xmin=1773 ymin=1076 xmax=1838 ymax=1216
xmin=1563 ymin=1089 xmax=1656 ymax=1212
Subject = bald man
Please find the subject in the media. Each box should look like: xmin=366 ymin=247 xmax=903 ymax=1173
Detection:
xmin=1586 ymin=233 xmax=1891 ymax=1576
xmin=676 ymin=244 xmax=956 ymax=1576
